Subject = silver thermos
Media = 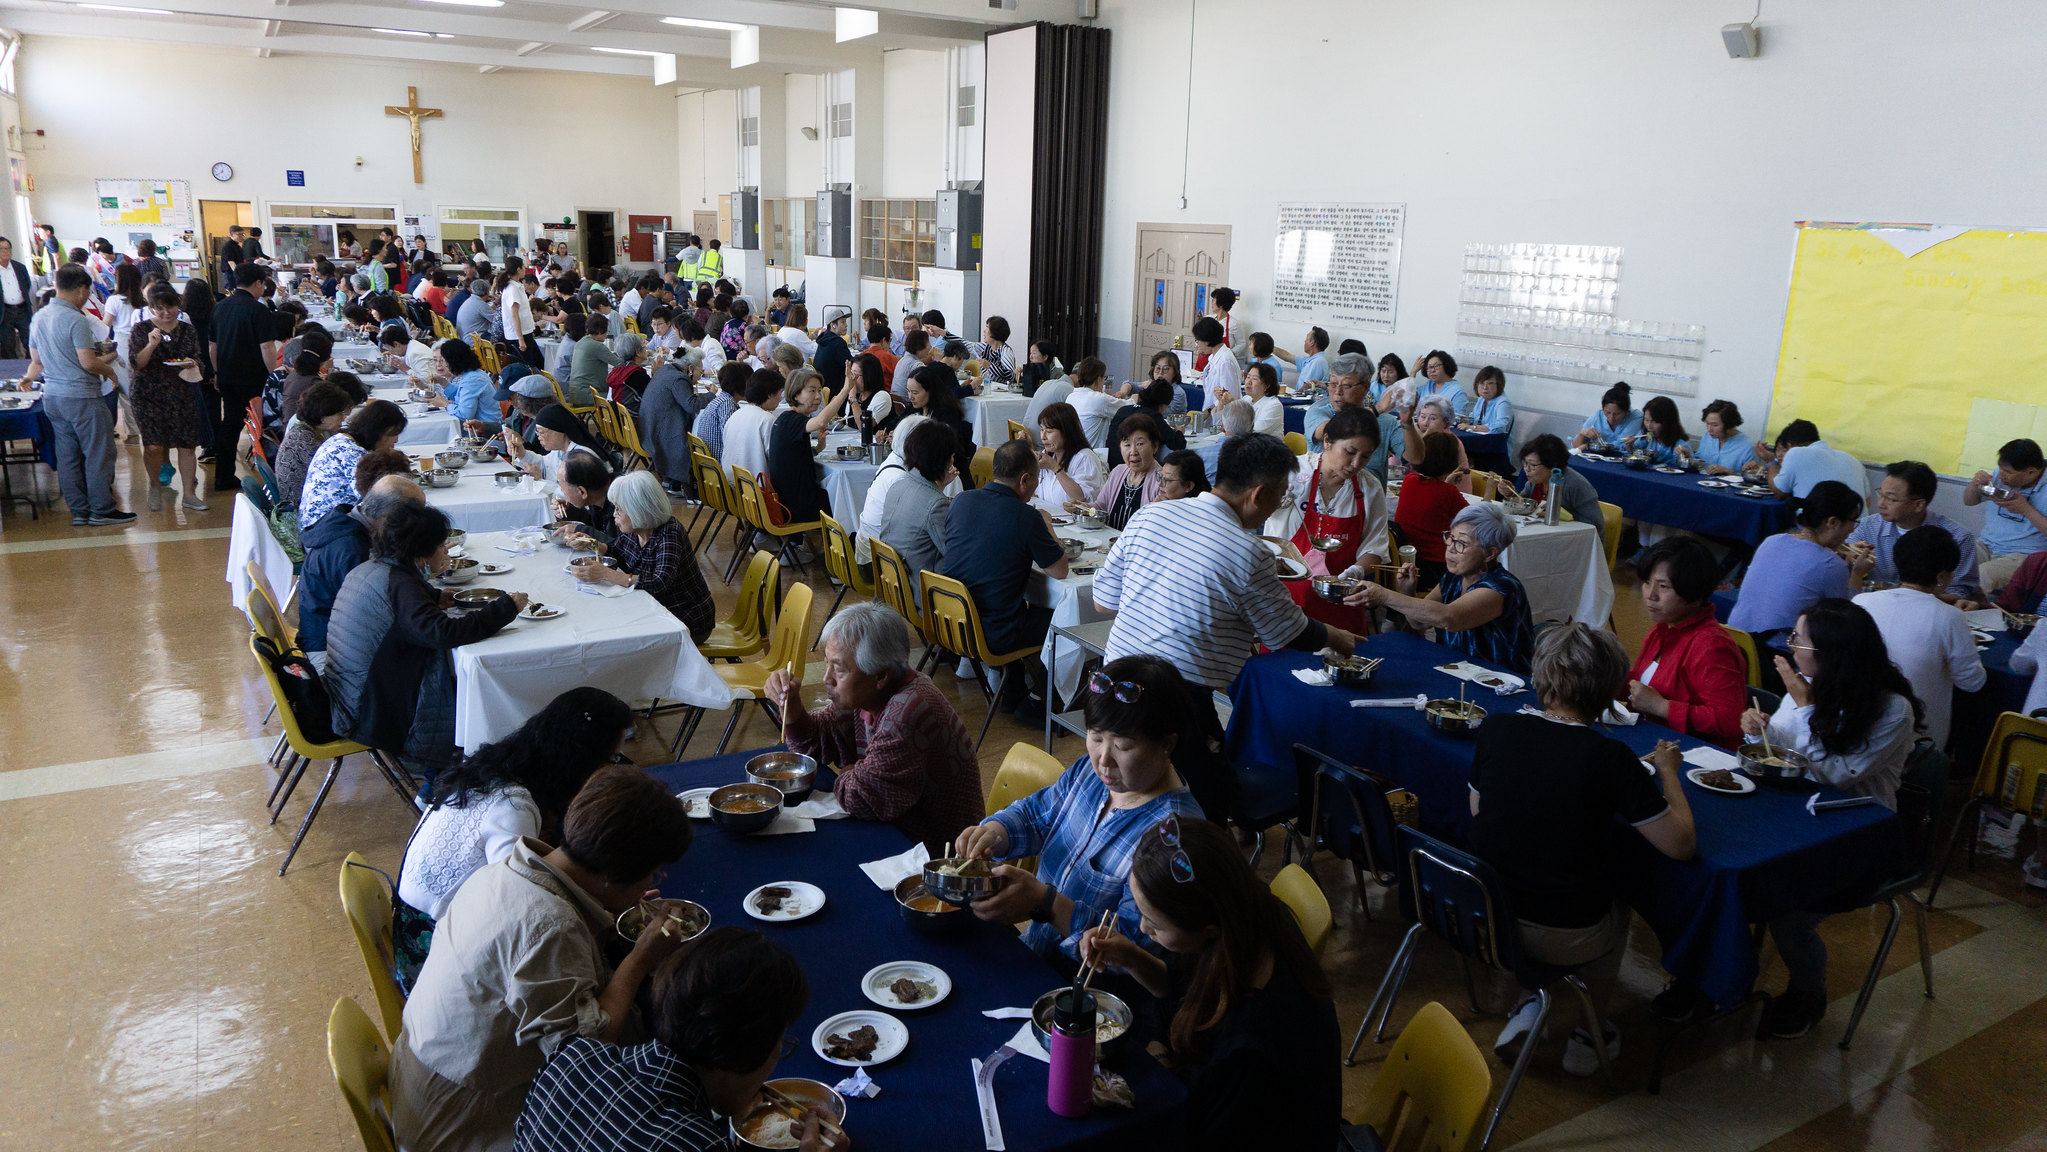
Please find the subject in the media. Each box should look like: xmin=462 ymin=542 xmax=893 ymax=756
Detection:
xmin=1544 ymin=467 xmax=1562 ymax=525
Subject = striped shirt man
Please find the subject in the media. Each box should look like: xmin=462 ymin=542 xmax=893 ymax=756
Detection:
xmin=1093 ymin=490 xmax=1321 ymax=691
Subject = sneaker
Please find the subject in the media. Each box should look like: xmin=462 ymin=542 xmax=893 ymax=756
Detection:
xmin=1759 ymin=990 xmax=1826 ymax=1040
xmin=71 ymin=514 xmax=89 ymax=526
xmin=2022 ymin=855 xmax=2047 ymax=890
xmin=88 ymin=510 xmax=138 ymax=526
xmin=157 ymin=463 xmax=175 ymax=486
xmin=1649 ymin=981 xmax=1714 ymax=1025
xmin=1562 ymin=1023 xmax=1620 ymax=1076
xmin=1493 ymin=994 xmax=1543 ymax=1061
xmin=181 ymin=495 xmax=211 ymax=512
xmin=147 ymin=486 xmax=162 ymax=511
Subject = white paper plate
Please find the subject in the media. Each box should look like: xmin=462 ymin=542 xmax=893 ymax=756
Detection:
xmin=861 ymin=961 xmax=951 ymax=1010
xmin=744 ymin=881 xmax=826 ymax=922
xmin=520 ymin=604 xmax=564 ymax=620
xmin=1276 ymin=556 xmax=1309 ymax=581
xmin=1687 ymin=766 xmax=1755 ymax=795
xmin=1697 ymin=478 xmax=1729 ymax=488
xmin=1653 ymin=465 xmax=1685 ymax=474
xmin=812 ymin=1009 xmax=907 ymax=1067
xmin=676 ymin=786 xmax=718 ymax=819
xmin=479 ymin=563 xmax=513 ymax=575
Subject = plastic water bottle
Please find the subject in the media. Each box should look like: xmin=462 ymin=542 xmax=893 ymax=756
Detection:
xmin=1046 ymin=988 xmax=1096 ymax=1118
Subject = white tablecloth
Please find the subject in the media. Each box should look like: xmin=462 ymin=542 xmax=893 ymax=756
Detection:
xmin=372 ymin=387 xmax=462 ymax=447
xmin=450 ymin=531 xmax=735 ymax=751
xmin=1031 ymin=521 xmax=1121 ymax=701
xmin=1494 ymin=505 xmax=1614 ymax=626
xmin=332 ymin=343 xmax=380 ymax=362
xmin=424 ymin=467 xmax=554 ymax=533
xmin=226 ymin=492 xmax=296 ymax=612
xmin=964 ymin=391 xmax=1031 ymax=447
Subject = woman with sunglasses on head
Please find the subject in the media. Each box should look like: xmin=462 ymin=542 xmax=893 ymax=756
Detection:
xmin=1076 ymin=816 xmax=1339 ymax=1152
xmin=953 ymin=655 xmax=1205 ymax=968
xmin=1736 ymin=598 xmax=1922 ymax=1039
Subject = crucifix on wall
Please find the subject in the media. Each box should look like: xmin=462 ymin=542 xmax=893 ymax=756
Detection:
xmin=384 ymin=86 xmax=443 ymax=185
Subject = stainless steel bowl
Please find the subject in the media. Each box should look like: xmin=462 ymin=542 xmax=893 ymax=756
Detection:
xmin=569 ymin=554 xmax=620 ymax=572
xmin=446 ymin=528 xmax=467 ymax=549
xmin=468 ymin=444 xmax=497 ymax=463
xmin=450 ymin=586 xmax=506 ymax=606
xmin=1501 ymin=498 xmax=1537 ymax=517
xmin=1622 ymin=454 xmax=1651 ymax=471
xmin=1423 ymin=699 xmax=1487 ymax=734
xmin=615 ymin=897 xmax=709 ymax=944
xmin=1061 ymin=538 xmax=1086 ymax=562
xmin=836 ymin=444 xmax=865 ymax=460
xmin=423 ymin=468 xmax=461 ymax=488
xmin=1737 ymin=742 xmax=1810 ymax=782
xmin=2005 ymin=610 xmax=2039 ymax=640
xmin=745 ymin=751 xmax=818 ymax=805
xmin=1323 ymin=653 xmax=1378 ymax=688
xmin=435 ymin=449 xmax=468 ymax=470
xmin=1073 ymin=507 xmax=1107 ymax=530
xmin=894 ymin=875 xmax=971 ymax=935
xmin=732 ymin=1079 xmax=846 ymax=1150
xmin=709 ymin=783 xmax=783 ymax=834
xmin=921 ymin=857 xmax=1007 ymax=906
xmin=1030 ymin=987 xmax=1132 ymax=1063
xmin=440 ymin=557 xmax=480 ymax=584
xmin=1311 ymin=574 xmax=1358 ymax=603
xmin=494 ymin=471 xmax=523 ymax=489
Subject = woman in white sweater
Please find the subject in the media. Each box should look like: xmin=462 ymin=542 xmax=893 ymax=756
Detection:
xmin=393 ymin=688 xmax=635 ymax=986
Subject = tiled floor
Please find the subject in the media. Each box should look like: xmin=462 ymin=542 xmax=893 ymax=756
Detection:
xmin=2 ymin=445 xmax=2043 ymax=1150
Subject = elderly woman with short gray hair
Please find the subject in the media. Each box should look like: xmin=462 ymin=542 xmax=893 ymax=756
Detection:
xmin=764 ymin=602 xmax=984 ymax=848
xmin=1399 ymin=392 xmax=1474 ymax=491
xmin=568 ymin=470 xmax=714 ymax=643
xmin=1347 ymin=501 xmax=1537 ymax=672
xmin=1467 ymin=622 xmax=1696 ymax=1072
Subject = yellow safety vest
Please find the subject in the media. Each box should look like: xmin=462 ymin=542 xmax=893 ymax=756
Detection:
xmin=680 ymin=254 xmax=699 ymax=283
xmin=700 ymin=248 xmax=724 ymax=279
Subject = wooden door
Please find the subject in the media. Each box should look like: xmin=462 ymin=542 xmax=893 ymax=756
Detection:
xmin=1131 ymin=223 xmax=1230 ymax=381
xmin=627 ymin=214 xmax=669 ymax=262
xmin=693 ymin=210 xmax=718 ymax=241
xmin=199 ymin=199 xmax=252 ymax=289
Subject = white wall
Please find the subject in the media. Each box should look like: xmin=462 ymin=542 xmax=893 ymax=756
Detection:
xmin=676 ymin=87 xmax=737 ymax=212
xmin=784 ymin=72 xmax=823 ymax=196
xmin=1089 ymin=0 xmax=2047 ymax=459
xmin=881 ymin=49 xmax=946 ymax=198
xmin=21 ymin=36 xmax=679 ymax=254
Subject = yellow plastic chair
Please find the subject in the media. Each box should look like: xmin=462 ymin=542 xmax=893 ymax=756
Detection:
xmin=1598 ymin=501 xmax=1623 ymax=571
xmin=1350 ymin=1000 xmax=1491 ymax=1152
xmin=245 ymin=559 xmax=297 ymax=649
xmin=868 ymin=538 xmax=929 ymax=644
xmin=545 ymin=370 xmax=594 ymax=418
xmin=251 ymin=635 xmax=414 ymax=875
xmin=1007 ymin=419 xmax=1032 ymax=443
xmin=588 ymin=394 xmax=620 ymax=448
xmin=672 ymin=581 xmax=813 ymax=758
xmin=816 ymin=513 xmax=877 ymax=648
xmin=970 ymin=445 xmax=996 ymax=490
xmin=687 ymin=451 xmax=736 ymax=552
xmin=1270 ymin=863 xmax=1333 ymax=954
xmin=1931 ymin=711 xmax=2047 ymax=907
xmin=701 ymin=551 xmax=779 ymax=662
xmin=624 ymin=315 xmax=642 ymax=337
xmin=1720 ymin=624 xmax=1762 ymax=689
xmin=730 ymin=467 xmax=822 ymax=578
xmin=1284 ymin=431 xmax=1309 ymax=456
xmin=339 ymin=853 xmax=407 ymax=1043
xmin=327 ymin=997 xmax=397 ymax=1152
xmin=920 ymin=570 xmax=1043 ymax=753
xmin=431 ymin=313 xmax=457 ymax=340
xmin=612 ymin=403 xmax=653 ymax=472
xmin=987 ymin=741 xmax=1065 ymax=815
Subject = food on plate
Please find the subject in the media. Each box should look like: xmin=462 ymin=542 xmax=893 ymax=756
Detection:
xmin=888 ymin=976 xmax=937 ymax=1004
xmin=1697 ymin=768 xmax=1740 ymax=790
xmin=824 ymin=1024 xmax=880 ymax=1062
xmin=753 ymin=885 xmax=795 ymax=915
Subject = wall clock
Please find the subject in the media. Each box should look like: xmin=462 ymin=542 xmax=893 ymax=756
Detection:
xmin=211 ymin=162 xmax=233 ymax=182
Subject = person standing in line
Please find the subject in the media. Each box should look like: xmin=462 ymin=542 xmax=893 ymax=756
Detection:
xmin=26 ymin=264 xmax=133 ymax=525
xmin=208 ymin=264 xmax=279 ymax=494
xmin=0 ymin=236 xmax=36 ymax=358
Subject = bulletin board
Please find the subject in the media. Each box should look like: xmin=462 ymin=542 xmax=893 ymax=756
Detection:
xmin=94 ymin=178 xmax=195 ymax=228
xmin=1770 ymin=222 xmax=2047 ymax=476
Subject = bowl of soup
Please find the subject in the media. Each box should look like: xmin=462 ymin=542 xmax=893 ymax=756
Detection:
xmin=731 ymin=1079 xmax=845 ymax=1150
xmin=893 ymin=875 xmax=970 ymax=935
xmin=745 ymin=751 xmax=817 ymax=805
xmin=1737 ymin=742 xmax=1810 ymax=782
xmin=709 ymin=783 xmax=784 ymax=834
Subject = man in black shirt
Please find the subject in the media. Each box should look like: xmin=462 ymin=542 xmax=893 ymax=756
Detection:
xmin=241 ymin=226 xmax=269 ymax=265
xmin=208 ymin=264 xmax=280 ymax=492
xmin=217 ymin=226 xmax=245 ymax=289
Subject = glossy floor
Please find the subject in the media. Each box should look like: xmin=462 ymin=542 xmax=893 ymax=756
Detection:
xmin=2 ymin=450 xmax=2043 ymax=1151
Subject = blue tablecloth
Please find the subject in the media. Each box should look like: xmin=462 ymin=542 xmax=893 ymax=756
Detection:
xmin=646 ymin=751 xmax=1186 ymax=1152
xmin=0 ymin=400 xmax=55 ymax=467
xmin=1176 ymin=384 xmax=1308 ymax=434
xmin=1454 ymin=429 xmax=1512 ymax=481
xmin=1223 ymin=636 xmax=1900 ymax=1009
xmin=1572 ymin=454 xmax=1792 ymax=546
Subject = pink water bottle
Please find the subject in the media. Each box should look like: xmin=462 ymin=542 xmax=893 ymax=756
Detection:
xmin=1045 ymin=987 xmax=1096 ymax=1118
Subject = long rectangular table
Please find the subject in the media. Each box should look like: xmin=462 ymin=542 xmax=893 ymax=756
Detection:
xmin=646 ymin=751 xmax=1186 ymax=1152
xmin=1570 ymin=452 xmax=1792 ymax=547
xmin=964 ymin=390 xmax=1031 ymax=448
xmin=449 ymin=530 xmax=733 ymax=751
xmin=1224 ymin=634 xmax=1902 ymax=1010
xmin=370 ymin=386 xmax=463 ymax=447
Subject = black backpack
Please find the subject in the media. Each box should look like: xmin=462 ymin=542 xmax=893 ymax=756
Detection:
xmin=253 ymin=634 xmax=338 ymax=745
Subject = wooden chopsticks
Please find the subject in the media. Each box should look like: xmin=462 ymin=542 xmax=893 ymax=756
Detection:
xmin=759 ymin=1083 xmax=847 ymax=1142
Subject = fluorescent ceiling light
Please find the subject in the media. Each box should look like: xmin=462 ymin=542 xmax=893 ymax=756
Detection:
xmin=730 ymin=23 xmax=758 ymax=68
xmin=79 ymin=3 xmax=174 ymax=12
xmin=372 ymin=26 xmax=453 ymax=36
xmin=653 ymin=52 xmax=676 ymax=85
xmin=661 ymin=17 xmax=745 ymax=31
xmin=592 ymin=46 xmax=664 ymax=56
xmin=835 ymin=8 xmax=877 ymax=42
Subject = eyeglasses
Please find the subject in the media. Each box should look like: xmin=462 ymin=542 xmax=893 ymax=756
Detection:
xmin=1786 ymin=640 xmax=1819 ymax=653
xmin=1156 ymin=813 xmax=1195 ymax=883
xmin=1087 ymin=669 xmax=1143 ymax=703
xmin=1441 ymin=533 xmax=1477 ymax=553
